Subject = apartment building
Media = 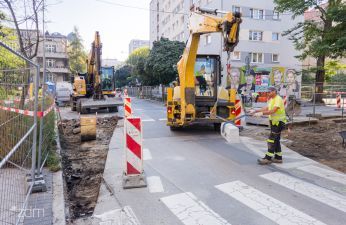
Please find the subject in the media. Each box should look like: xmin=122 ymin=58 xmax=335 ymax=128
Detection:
xmin=149 ymin=0 xmax=303 ymax=71
xmin=129 ymin=39 xmax=150 ymax=54
xmin=36 ymin=32 xmax=70 ymax=82
xmin=149 ymin=0 xmax=190 ymax=48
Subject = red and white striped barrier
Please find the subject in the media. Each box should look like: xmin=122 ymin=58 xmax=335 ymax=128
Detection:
xmin=336 ymin=93 xmax=341 ymax=109
xmin=283 ymin=96 xmax=288 ymax=108
xmin=122 ymin=117 xmax=147 ymax=189
xmin=234 ymin=99 xmax=243 ymax=126
xmin=124 ymin=97 xmax=132 ymax=118
xmin=0 ymin=103 xmax=55 ymax=118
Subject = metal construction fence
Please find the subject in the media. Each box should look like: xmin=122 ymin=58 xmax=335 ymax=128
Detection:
xmin=0 ymin=41 xmax=56 ymax=225
xmin=126 ymin=82 xmax=346 ymax=120
xmin=127 ymin=85 xmax=167 ymax=102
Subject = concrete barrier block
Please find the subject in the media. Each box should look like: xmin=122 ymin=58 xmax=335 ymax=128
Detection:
xmin=221 ymin=122 xmax=240 ymax=144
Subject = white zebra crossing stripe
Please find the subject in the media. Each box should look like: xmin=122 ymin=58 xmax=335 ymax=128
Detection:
xmin=147 ymin=176 xmax=164 ymax=193
xmin=215 ymin=181 xmax=325 ymax=225
xmin=161 ymin=192 xmax=230 ymax=225
xmin=143 ymin=148 xmax=152 ymax=160
xmin=297 ymin=165 xmax=346 ymax=185
xmin=159 ymin=118 xmax=167 ymax=121
xmin=261 ymin=172 xmax=346 ymax=213
xmin=141 ymin=119 xmax=155 ymax=122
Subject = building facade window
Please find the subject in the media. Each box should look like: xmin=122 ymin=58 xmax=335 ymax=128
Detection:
xmin=205 ymin=34 xmax=211 ymax=45
xmin=251 ymin=52 xmax=263 ymax=63
xmin=272 ymin=32 xmax=280 ymax=41
xmin=272 ymin=54 xmax=280 ymax=62
xmin=46 ymin=59 xmax=55 ymax=68
xmin=250 ymin=8 xmax=264 ymax=20
xmin=249 ymin=31 xmax=263 ymax=41
xmin=232 ymin=6 xmax=241 ymax=13
xmin=273 ymin=11 xmax=280 ymax=20
xmin=45 ymin=44 xmax=56 ymax=53
xmin=231 ymin=51 xmax=241 ymax=60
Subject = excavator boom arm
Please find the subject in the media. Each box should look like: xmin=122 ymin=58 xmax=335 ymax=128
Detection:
xmin=177 ymin=8 xmax=241 ymax=123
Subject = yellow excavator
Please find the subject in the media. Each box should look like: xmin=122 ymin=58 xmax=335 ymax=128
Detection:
xmin=70 ymin=31 xmax=122 ymax=113
xmin=166 ymin=7 xmax=242 ymax=130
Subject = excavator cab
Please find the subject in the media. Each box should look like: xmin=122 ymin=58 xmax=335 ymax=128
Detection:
xmin=100 ymin=66 xmax=115 ymax=96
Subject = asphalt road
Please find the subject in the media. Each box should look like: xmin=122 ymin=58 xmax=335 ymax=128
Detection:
xmin=94 ymin=98 xmax=346 ymax=225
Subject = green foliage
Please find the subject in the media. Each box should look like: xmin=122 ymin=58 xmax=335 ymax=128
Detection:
xmin=126 ymin=46 xmax=150 ymax=85
xmin=0 ymin=11 xmax=5 ymax=37
xmin=0 ymin=27 xmax=25 ymax=69
xmin=145 ymin=38 xmax=185 ymax=85
xmin=274 ymin=0 xmax=346 ymax=60
xmin=67 ymin=26 xmax=87 ymax=76
xmin=115 ymin=64 xmax=132 ymax=87
xmin=325 ymin=60 xmax=346 ymax=76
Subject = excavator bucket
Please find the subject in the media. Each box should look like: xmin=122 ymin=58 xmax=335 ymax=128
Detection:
xmin=80 ymin=116 xmax=97 ymax=141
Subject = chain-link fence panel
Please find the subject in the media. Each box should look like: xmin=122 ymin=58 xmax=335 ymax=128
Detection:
xmin=0 ymin=42 xmax=39 ymax=225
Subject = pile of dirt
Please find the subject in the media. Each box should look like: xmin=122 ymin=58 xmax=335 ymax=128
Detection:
xmin=242 ymin=119 xmax=346 ymax=173
xmin=58 ymin=116 xmax=118 ymax=220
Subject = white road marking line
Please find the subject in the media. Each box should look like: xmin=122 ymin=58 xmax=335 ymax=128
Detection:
xmin=158 ymin=118 xmax=167 ymax=121
xmin=161 ymin=192 xmax=230 ymax=225
xmin=147 ymin=176 xmax=164 ymax=193
xmin=141 ymin=119 xmax=155 ymax=122
xmin=215 ymin=181 xmax=325 ymax=225
xmin=143 ymin=148 xmax=152 ymax=160
xmin=298 ymin=165 xmax=346 ymax=185
xmin=274 ymin=160 xmax=316 ymax=169
xmin=93 ymin=206 xmax=141 ymax=225
xmin=261 ymin=172 xmax=346 ymax=213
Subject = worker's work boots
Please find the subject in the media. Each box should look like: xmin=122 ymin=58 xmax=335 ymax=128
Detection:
xmin=257 ymin=157 xmax=283 ymax=165
xmin=257 ymin=158 xmax=272 ymax=165
xmin=272 ymin=158 xmax=283 ymax=163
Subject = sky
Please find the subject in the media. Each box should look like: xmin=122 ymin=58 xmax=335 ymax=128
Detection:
xmin=46 ymin=0 xmax=151 ymax=61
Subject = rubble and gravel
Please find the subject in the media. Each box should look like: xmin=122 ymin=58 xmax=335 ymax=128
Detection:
xmin=242 ymin=118 xmax=346 ymax=173
xmin=58 ymin=116 xmax=118 ymax=221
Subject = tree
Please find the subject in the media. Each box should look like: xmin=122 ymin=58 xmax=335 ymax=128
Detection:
xmin=0 ymin=11 xmax=6 ymax=37
xmin=114 ymin=64 xmax=131 ymax=87
xmin=1 ymin=0 xmax=44 ymax=107
xmin=67 ymin=26 xmax=87 ymax=75
xmin=126 ymin=46 xmax=150 ymax=85
xmin=274 ymin=0 xmax=346 ymax=102
xmin=0 ymin=27 xmax=25 ymax=68
xmin=1 ymin=0 xmax=44 ymax=59
xmin=145 ymin=38 xmax=185 ymax=85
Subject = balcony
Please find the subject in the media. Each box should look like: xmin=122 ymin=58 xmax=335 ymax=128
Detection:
xmin=37 ymin=51 xmax=68 ymax=59
xmin=40 ymin=66 xmax=70 ymax=74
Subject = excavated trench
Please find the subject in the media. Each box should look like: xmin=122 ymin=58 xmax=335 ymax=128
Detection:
xmin=58 ymin=116 xmax=118 ymax=220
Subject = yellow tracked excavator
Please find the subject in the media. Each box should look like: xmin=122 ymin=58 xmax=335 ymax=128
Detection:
xmin=70 ymin=31 xmax=122 ymax=114
xmin=166 ymin=7 xmax=242 ymax=130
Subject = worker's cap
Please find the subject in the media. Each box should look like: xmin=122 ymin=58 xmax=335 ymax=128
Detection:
xmin=268 ymin=86 xmax=277 ymax=92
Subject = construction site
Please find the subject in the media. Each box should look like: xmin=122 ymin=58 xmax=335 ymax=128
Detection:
xmin=1 ymin=0 xmax=346 ymax=225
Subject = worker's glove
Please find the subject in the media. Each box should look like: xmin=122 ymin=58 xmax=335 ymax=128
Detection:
xmin=254 ymin=112 xmax=263 ymax=118
xmin=248 ymin=109 xmax=256 ymax=115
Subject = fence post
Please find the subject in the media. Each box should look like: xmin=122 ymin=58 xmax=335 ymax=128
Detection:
xmin=313 ymin=82 xmax=316 ymax=117
xmin=31 ymin=64 xmax=39 ymax=188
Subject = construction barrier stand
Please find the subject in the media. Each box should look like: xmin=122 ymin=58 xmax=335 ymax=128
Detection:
xmin=122 ymin=117 xmax=147 ymax=189
xmin=124 ymin=97 xmax=132 ymax=118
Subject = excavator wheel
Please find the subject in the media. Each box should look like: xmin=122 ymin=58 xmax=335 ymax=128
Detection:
xmin=213 ymin=123 xmax=221 ymax=131
xmin=108 ymin=107 xmax=118 ymax=113
xmin=76 ymin=99 xmax=82 ymax=113
xmin=71 ymin=97 xmax=77 ymax=111
xmin=169 ymin=126 xmax=181 ymax=131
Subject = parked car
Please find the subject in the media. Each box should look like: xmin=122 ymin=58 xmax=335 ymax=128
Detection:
xmin=55 ymin=82 xmax=72 ymax=106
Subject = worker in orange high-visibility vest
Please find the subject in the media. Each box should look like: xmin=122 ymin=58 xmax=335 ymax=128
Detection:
xmin=249 ymin=86 xmax=287 ymax=165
